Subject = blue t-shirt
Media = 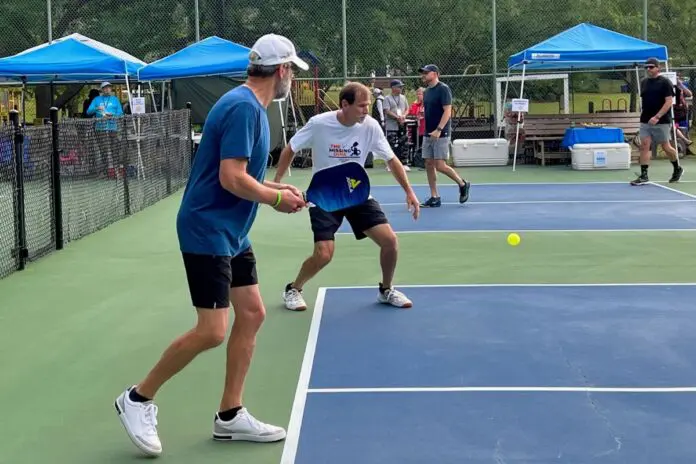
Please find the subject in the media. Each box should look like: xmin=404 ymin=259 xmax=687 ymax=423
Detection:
xmin=177 ymin=86 xmax=270 ymax=257
xmin=423 ymin=82 xmax=453 ymax=137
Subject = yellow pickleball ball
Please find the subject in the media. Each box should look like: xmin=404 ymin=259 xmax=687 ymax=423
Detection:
xmin=507 ymin=233 xmax=521 ymax=246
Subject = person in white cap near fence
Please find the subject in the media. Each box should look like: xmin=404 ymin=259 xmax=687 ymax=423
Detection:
xmin=113 ymin=33 xmax=308 ymax=457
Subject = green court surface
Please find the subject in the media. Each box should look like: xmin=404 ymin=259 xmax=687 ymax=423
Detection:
xmin=2 ymin=160 xmax=696 ymax=463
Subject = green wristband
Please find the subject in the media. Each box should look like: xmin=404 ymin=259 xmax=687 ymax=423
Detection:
xmin=272 ymin=190 xmax=282 ymax=208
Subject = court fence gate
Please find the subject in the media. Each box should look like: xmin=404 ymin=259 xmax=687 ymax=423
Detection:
xmin=0 ymin=106 xmax=193 ymax=280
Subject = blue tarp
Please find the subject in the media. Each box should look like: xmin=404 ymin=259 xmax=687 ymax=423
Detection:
xmin=137 ymin=36 xmax=251 ymax=81
xmin=508 ymin=23 xmax=668 ymax=70
xmin=0 ymin=33 xmax=145 ymax=83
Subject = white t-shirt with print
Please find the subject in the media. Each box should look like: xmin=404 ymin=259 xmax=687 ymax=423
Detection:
xmin=289 ymin=111 xmax=395 ymax=173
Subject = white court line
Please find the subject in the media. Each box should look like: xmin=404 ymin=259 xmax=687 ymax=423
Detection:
xmin=318 ymin=282 xmax=696 ymax=290
xmin=280 ymin=282 xmax=696 ymax=463
xmin=378 ymin=199 xmax=696 ymax=206
xmin=307 ymin=386 xmax=696 ymax=394
xmin=336 ymin=228 xmax=696 ymax=235
xmin=374 ymin=181 xmax=631 ymax=187
xmin=280 ymin=283 xmax=696 ymax=464
xmin=649 ymin=181 xmax=696 ymax=200
xmin=373 ymin=180 xmax=696 ymax=187
xmin=280 ymin=288 xmax=327 ymax=464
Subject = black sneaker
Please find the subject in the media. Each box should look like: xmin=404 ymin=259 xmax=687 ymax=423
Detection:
xmin=459 ymin=181 xmax=470 ymax=203
xmin=669 ymin=166 xmax=684 ymax=183
xmin=420 ymin=196 xmax=441 ymax=207
xmin=630 ymin=174 xmax=649 ymax=186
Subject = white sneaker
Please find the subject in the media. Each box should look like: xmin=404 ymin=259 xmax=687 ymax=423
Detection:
xmin=213 ymin=407 xmax=287 ymax=442
xmin=114 ymin=386 xmax=162 ymax=457
xmin=283 ymin=286 xmax=307 ymax=311
xmin=378 ymin=286 xmax=413 ymax=308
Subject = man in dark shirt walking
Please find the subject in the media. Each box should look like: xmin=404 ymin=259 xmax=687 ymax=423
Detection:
xmin=418 ymin=64 xmax=470 ymax=207
xmin=631 ymin=57 xmax=683 ymax=185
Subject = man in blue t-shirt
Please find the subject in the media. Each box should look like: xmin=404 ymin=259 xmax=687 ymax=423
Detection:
xmin=114 ymin=34 xmax=308 ymax=457
xmin=418 ymin=64 xmax=470 ymax=208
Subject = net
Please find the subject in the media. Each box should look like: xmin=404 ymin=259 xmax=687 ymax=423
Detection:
xmin=23 ymin=125 xmax=55 ymax=262
xmin=58 ymin=116 xmax=129 ymax=242
xmin=0 ymin=109 xmax=192 ymax=280
xmin=0 ymin=124 xmax=17 ymax=278
xmin=58 ymin=110 xmax=191 ymax=244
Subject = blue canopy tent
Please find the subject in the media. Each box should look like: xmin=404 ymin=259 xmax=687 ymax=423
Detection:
xmin=0 ymin=33 xmax=145 ymax=83
xmin=0 ymin=33 xmax=145 ymax=122
xmin=507 ymin=23 xmax=668 ymax=71
xmin=137 ymin=36 xmax=298 ymax=173
xmin=137 ymin=36 xmax=250 ymax=82
xmin=502 ymin=23 xmax=670 ymax=170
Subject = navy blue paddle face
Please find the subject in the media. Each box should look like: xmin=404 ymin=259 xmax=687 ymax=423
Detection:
xmin=304 ymin=161 xmax=371 ymax=212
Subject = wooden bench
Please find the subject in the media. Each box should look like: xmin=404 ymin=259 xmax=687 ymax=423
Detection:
xmin=520 ymin=112 xmax=641 ymax=165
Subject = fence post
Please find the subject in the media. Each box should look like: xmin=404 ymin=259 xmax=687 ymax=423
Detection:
xmin=164 ymin=112 xmax=172 ymax=195
xmin=186 ymin=102 xmax=194 ymax=163
xmin=122 ymin=118 xmax=131 ymax=217
xmin=49 ymin=107 xmax=63 ymax=250
xmin=9 ymin=110 xmax=27 ymax=271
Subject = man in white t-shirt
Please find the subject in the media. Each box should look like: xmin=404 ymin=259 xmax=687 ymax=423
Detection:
xmin=274 ymin=82 xmax=420 ymax=311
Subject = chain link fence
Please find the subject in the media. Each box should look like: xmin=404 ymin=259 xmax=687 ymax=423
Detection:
xmin=0 ymin=1 xmax=691 ymax=78
xmin=0 ymin=0 xmax=694 ymax=274
xmin=0 ymin=110 xmax=192 ymax=279
xmin=0 ymin=0 xmax=692 ymax=124
xmin=0 ymin=125 xmax=17 ymax=278
xmin=23 ymin=125 xmax=55 ymax=262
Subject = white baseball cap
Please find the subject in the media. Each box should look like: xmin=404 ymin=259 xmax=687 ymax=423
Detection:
xmin=249 ymin=34 xmax=309 ymax=71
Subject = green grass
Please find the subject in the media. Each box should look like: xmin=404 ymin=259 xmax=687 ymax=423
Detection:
xmin=1 ymin=160 xmax=696 ymax=463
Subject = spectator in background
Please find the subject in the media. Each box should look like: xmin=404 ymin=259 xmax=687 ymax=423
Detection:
xmin=86 ymin=82 xmax=124 ymax=125
xmin=86 ymin=82 xmax=124 ymax=177
xmin=371 ymin=87 xmax=385 ymax=132
xmin=383 ymin=80 xmax=409 ymax=170
xmin=408 ymin=87 xmax=425 ymax=146
xmin=383 ymin=79 xmax=408 ymax=138
xmin=674 ymin=75 xmax=692 ymax=146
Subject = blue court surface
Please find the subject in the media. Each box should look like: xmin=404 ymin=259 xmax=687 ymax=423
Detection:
xmin=281 ymin=284 xmax=696 ymax=463
xmin=337 ymin=182 xmax=696 ymax=233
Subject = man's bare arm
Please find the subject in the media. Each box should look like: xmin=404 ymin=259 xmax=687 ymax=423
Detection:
xmin=219 ymin=158 xmax=278 ymax=205
xmin=387 ymin=157 xmax=415 ymax=195
xmin=438 ymin=104 xmax=452 ymax=129
xmin=274 ymin=145 xmax=295 ymax=183
xmin=263 ymin=180 xmax=284 ymax=189
xmin=655 ymin=97 xmax=674 ymax=119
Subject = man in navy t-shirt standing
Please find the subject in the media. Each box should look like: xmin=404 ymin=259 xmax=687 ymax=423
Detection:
xmin=114 ymin=34 xmax=308 ymax=457
xmin=418 ymin=64 xmax=470 ymax=208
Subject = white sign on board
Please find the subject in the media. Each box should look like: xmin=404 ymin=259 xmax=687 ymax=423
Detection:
xmin=511 ymin=98 xmax=529 ymax=113
xmin=131 ymin=97 xmax=146 ymax=114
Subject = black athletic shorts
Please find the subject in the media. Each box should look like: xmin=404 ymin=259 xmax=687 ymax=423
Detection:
xmin=181 ymin=247 xmax=258 ymax=309
xmin=310 ymin=198 xmax=389 ymax=242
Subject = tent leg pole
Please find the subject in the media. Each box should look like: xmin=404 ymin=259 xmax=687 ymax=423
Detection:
xmin=148 ymin=82 xmax=158 ymax=113
xmin=277 ymin=99 xmax=290 ymax=176
xmin=498 ymin=67 xmax=511 ymax=140
xmin=512 ymin=63 xmax=526 ymax=172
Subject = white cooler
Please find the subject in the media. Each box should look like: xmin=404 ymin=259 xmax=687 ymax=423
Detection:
xmin=570 ymin=143 xmax=631 ymax=170
xmin=451 ymin=138 xmax=509 ymax=167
